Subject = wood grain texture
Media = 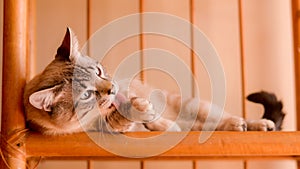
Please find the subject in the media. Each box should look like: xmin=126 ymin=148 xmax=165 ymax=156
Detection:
xmin=26 ymin=131 xmax=300 ymax=158
xmin=89 ymin=0 xmax=140 ymax=82
xmin=143 ymin=0 xmax=192 ymax=98
xmin=1 ymin=0 xmax=28 ymax=168
xmin=291 ymin=1 xmax=300 ymax=169
xmin=292 ymin=0 xmax=300 ymax=131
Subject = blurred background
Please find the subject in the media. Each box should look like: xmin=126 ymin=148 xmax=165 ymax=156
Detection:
xmin=0 ymin=0 xmax=298 ymax=169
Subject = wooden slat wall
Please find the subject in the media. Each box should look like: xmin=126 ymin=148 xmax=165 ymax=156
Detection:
xmin=0 ymin=0 xmax=293 ymax=169
xmin=193 ymin=1 xmax=244 ymax=168
xmin=193 ymin=0 xmax=243 ymax=118
xmin=89 ymin=0 xmax=140 ymax=78
xmin=35 ymin=0 xmax=88 ymax=73
xmin=142 ymin=0 xmax=192 ymax=97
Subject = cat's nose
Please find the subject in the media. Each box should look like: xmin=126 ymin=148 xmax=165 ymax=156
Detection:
xmin=108 ymin=84 xmax=118 ymax=95
xmin=97 ymin=80 xmax=118 ymax=95
xmin=107 ymin=86 xmax=113 ymax=95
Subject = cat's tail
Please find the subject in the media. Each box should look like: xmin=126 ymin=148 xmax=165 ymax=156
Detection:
xmin=247 ymin=91 xmax=285 ymax=131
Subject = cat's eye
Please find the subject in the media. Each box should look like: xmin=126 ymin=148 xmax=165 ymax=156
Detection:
xmin=96 ymin=66 xmax=110 ymax=79
xmin=81 ymin=90 xmax=94 ymax=100
xmin=95 ymin=67 xmax=102 ymax=77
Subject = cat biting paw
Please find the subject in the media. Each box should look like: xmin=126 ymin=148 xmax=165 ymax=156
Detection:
xmin=24 ymin=28 xmax=281 ymax=135
xmin=113 ymin=94 xmax=158 ymax=123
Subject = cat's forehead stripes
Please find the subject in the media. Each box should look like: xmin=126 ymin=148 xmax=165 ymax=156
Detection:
xmin=72 ymin=65 xmax=94 ymax=90
xmin=74 ymin=64 xmax=92 ymax=75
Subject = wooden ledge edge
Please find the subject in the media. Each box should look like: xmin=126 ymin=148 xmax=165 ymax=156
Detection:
xmin=26 ymin=131 xmax=300 ymax=158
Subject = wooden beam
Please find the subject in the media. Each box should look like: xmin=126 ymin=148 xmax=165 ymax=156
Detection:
xmin=139 ymin=0 xmax=145 ymax=82
xmin=26 ymin=131 xmax=300 ymax=158
xmin=292 ymin=0 xmax=300 ymax=132
xmin=26 ymin=0 xmax=36 ymax=80
xmin=238 ymin=0 xmax=246 ymax=119
xmin=1 ymin=0 xmax=29 ymax=168
xmin=291 ymin=0 xmax=300 ymax=168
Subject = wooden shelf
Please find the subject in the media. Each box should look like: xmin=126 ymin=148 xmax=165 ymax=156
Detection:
xmin=26 ymin=131 xmax=300 ymax=159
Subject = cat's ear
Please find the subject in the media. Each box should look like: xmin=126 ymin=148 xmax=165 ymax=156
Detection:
xmin=56 ymin=27 xmax=80 ymax=62
xmin=29 ymin=86 xmax=58 ymax=112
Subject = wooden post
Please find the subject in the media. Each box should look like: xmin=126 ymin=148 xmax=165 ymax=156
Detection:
xmin=292 ymin=0 xmax=300 ymax=130
xmin=139 ymin=0 xmax=145 ymax=83
xmin=237 ymin=1 xmax=248 ymax=169
xmin=291 ymin=0 xmax=300 ymax=168
xmin=26 ymin=0 xmax=36 ymax=81
xmin=1 ymin=0 xmax=28 ymax=168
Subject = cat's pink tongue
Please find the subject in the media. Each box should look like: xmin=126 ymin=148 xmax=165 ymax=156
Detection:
xmin=112 ymin=93 xmax=127 ymax=110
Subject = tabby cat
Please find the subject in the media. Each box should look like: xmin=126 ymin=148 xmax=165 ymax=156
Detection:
xmin=24 ymin=28 xmax=276 ymax=135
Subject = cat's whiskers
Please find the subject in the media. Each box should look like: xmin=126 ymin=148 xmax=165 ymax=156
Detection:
xmin=97 ymin=117 xmax=114 ymax=142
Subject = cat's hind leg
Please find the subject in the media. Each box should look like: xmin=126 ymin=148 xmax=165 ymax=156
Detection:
xmin=192 ymin=102 xmax=248 ymax=131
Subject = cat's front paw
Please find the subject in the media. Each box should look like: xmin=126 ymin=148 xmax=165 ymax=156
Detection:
xmin=247 ymin=119 xmax=275 ymax=131
xmin=129 ymin=97 xmax=159 ymax=123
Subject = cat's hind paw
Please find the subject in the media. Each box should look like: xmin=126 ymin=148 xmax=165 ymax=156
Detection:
xmin=247 ymin=119 xmax=275 ymax=131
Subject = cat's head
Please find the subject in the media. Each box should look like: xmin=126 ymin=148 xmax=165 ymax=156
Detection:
xmin=25 ymin=28 xmax=118 ymax=133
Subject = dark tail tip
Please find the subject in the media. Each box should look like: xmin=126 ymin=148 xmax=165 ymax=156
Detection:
xmin=247 ymin=91 xmax=285 ymax=131
xmin=247 ymin=91 xmax=277 ymax=105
